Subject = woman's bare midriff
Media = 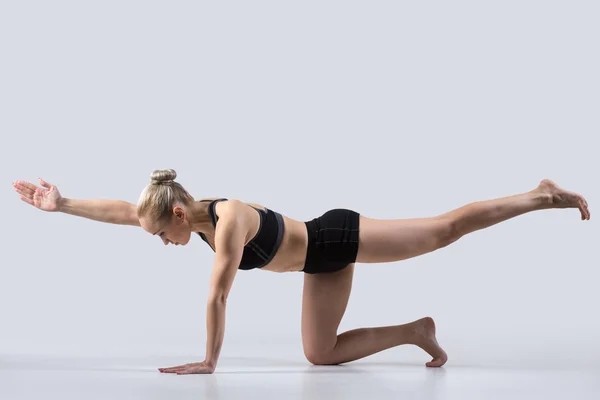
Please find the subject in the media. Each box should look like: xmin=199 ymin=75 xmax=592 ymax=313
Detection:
xmin=201 ymin=199 xmax=309 ymax=273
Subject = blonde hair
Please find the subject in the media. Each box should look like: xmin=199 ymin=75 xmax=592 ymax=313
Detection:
xmin=136 ymin=169 xmax=195 ymax=223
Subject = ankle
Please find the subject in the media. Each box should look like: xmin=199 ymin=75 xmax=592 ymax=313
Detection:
xmin=404 ymin=321 xmax=422 ymax=345
xmin=531 ymin=190 xmax=553 ymax=207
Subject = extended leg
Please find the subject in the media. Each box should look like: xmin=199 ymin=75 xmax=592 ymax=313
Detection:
xmin=438 ymin=178 xmax=589 ymax=238
xmin=356 ymin=179 xmax=590 ymax=264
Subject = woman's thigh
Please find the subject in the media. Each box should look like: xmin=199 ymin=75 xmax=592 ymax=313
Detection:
xmin=356 ymin=215 xmax=455 ymax=264
xmin=301 ymin=263 xmax=354 ymax=360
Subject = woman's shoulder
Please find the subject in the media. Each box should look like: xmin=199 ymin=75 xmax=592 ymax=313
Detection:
xmin=197 ymin=197 xmax=225 ymax=203
xmin=198 ymin=197 xmax=267 ymax=212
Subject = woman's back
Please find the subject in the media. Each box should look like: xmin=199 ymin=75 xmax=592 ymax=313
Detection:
xmin=197 ymin=197 xmax=309 ymax=273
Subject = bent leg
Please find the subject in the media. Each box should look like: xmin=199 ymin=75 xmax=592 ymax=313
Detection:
xmin=301 ymin=264 xmax=354 ymax=364
xmin=301 ymin=263 xmax=447 ymax=367
xmin=356 ymin=179 xmax=590 ymax=264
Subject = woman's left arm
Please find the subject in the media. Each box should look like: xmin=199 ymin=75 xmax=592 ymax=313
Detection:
xmin=159 ymin=200 xmax=246 ymax=375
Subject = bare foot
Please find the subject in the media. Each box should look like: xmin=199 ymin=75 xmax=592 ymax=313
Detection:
xmin=535 ymin=179 xmax=590 ymax=220
xmin=410 ymin=317 xmax=448 ymax=367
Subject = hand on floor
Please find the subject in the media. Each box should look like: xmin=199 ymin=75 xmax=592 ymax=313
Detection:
xmin=159 ymin=360 xmax=215 ymax=375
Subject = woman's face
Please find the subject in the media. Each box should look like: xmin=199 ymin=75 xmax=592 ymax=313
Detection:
xmin=141 ymin=207 xmax=192 ymax=246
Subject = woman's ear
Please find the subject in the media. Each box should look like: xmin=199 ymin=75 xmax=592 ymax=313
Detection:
xmin=174 ymin=206 xmax=186 ymax=223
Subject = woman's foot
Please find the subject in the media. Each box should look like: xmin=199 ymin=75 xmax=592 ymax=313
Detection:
xmin=410 ymin=317 xmax=448 ymax=367
xmin=535 ymin=179 xmax=590 ymax=220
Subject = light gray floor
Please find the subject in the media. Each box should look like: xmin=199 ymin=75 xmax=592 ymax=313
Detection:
xmin=2 ymin=354 xmax=599 ymax=400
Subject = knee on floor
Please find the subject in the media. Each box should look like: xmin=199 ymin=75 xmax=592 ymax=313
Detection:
xmin=303 ymin=347 xmax=339 ymax=366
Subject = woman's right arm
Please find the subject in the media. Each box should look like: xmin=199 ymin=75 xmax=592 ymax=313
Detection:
xmin=13 ymin=178 xmax=140 ymax=227
xmin=60 ymin=198 xmax=140 ymax=226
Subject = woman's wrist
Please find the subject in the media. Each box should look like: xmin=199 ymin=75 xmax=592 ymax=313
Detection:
xmin=57 ymin=197 xmax=68 ymax=212
xmin=204 ymin=359 xmax=217 ymax=372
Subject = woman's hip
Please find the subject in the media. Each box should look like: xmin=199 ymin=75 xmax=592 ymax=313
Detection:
xmin=302 ymin=208 xmax=360 ymax=274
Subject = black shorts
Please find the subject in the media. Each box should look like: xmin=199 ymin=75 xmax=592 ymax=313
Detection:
xmin=302 ymin=209 xmax=360 ymax=274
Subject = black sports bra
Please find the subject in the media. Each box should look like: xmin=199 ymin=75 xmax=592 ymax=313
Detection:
xmin=196 ymin=198 xmax=285 ymax=270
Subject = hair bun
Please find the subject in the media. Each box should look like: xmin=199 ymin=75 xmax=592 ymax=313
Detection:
xmin=150 ymin=169 xmax=177 ymax=184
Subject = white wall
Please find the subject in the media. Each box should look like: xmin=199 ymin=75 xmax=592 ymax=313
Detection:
xmin=1 ymin=1 xmax=598 ymax=368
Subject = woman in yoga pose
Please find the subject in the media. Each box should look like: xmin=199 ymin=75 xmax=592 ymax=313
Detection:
xmin=12 ymin=169 xmax=590 ymax=374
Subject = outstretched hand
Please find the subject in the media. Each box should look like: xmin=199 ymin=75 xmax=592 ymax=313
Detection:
xmin=159 ymin=361 xmax=215 ymax=375
xmin=13 ymin=178 xmax=63 ymax=212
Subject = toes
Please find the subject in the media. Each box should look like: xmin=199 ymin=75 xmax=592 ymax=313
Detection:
xmin=426 ymin=357 xmax=446 ymax=367
xmin=577 ymin=199 xmax=589 ymax=220
xmin=581 ymin=203 xmax=590 ymax=220
xmin=579 ymin=197 xmax=590 ymax=220
xmin=585 ymin=202 xmax=591 ymax=220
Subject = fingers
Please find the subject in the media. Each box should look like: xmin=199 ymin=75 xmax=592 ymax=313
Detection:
xmin=162 ymin=366 xmax=210 ymax=374
xmin=14 ymin=185 xmax=32 ymax=199
xmin=158 ymin=367 xmax=182 ymax=372
xmin=13 ymin=180 xmax=39 ymax=193
xmin=19 ymin=195 xmax=34 ymax=206
xmin=13 ymin=183 xmax=37 ymax=208
xmin=13 ymin=181 xmax=36 ymax=197
xmin=39 ymin=177 xmax=53 ymax=189
xmin=159 ymin=365 xmax=188 ymax=373
xmin=176 ymin=370 xmax=195 ymax=375
xmin=159 ymin=362 xmax=213 ymax=375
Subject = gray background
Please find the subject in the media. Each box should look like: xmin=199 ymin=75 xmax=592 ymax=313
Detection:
xmin=1 ymin=1 xmax=598 ymax=369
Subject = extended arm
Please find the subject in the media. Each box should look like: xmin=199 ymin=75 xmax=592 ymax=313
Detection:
xmin=60 ymin=198 xmax=139 ymax=226
xmin=13 ymin=178 xmax=139 ymax=226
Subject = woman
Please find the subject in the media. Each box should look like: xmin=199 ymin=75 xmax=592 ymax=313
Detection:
xmin=12 ymin=170 xmax=590 ymax=374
